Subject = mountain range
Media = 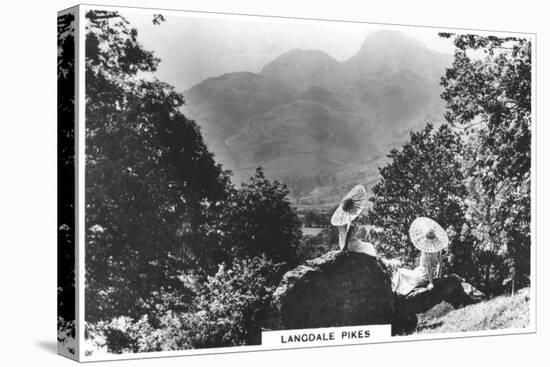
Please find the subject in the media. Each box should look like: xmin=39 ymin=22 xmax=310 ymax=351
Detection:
xmin=182 ymin=30 xmax=453 ymax=207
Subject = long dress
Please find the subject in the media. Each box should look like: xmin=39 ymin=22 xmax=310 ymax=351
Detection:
xmin=392 ymin=251 xmax=440 ymax=296
xmin=347 ymin=238 xmax=377 ymax=257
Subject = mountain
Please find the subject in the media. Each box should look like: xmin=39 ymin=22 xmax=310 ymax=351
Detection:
xmin=182 ymin=31 xmax=452 ymax=206
xmin=343 ymin=30 xmax=449 ymax=82
xmin=260 ymin=49 xmax=339 ymax=91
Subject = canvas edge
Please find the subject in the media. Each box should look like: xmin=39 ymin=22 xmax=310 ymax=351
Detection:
xmin=56 ymin=4 xmax=80 ymax=362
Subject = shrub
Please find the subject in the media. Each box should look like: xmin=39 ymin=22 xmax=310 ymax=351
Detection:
xmin=185 ymin=256 xmax=283 ymax=348
xmin=86 ymin=312 xmax=193 ymax=354
xmin=85 ymin=256 xmax=283 ymax=354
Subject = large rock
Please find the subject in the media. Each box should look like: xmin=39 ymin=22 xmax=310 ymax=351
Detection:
xmin=272 ymin=251 xmax=394 ymax=330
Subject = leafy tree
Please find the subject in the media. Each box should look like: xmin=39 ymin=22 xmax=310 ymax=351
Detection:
xmin=439 ymin=33 xmax=531 ymax=292
xmin=368 ymin=124 xmax=474 ymax=277
xmin=200 ymin=168 xmax=303 ymax=266
xmin=84 ymin=11 xmax=230 ymax=322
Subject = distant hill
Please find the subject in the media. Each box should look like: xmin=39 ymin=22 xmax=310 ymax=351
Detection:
xmin=182 ymin=30 xmax=453 ymax=206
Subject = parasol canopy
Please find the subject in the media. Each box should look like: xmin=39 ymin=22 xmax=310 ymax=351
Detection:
xmin=409 ymin=217 xmax=449 ymax=253
xmin=330 ymin=184 xmax=367 ymax=227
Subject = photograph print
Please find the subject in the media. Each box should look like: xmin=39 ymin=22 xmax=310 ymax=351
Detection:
xmin=57 ymin=4 xmax=534 ymax=360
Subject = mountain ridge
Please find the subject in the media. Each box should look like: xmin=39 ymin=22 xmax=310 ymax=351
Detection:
xmin=182 ymin=30 xmax=452 ymax=206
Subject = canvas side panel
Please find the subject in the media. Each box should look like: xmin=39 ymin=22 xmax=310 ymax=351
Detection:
xmin=57 ymin=9 xmax=78 ymax=361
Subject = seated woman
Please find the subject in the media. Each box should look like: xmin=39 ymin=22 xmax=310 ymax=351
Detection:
xmin=338 ymin=223 xmax=377 ymax=257
xmin=392 ymin=217 xmax=448 ymax=296
xmin=330 ymin=184 xmax=376 ymax=256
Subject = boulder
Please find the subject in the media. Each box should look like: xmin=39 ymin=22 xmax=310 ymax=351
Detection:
xmin=272 ymin=250 xmax=394 ymax=330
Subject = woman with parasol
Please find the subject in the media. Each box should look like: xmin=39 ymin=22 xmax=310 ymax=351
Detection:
xmin=330 ymin=185 xmax=376 ymax=256
xmin=392 ymin=217 xmax=448 ymax=295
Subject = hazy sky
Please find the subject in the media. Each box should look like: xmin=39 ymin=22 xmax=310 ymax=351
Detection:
xmin=122 ymin=10 xmax=456 ymax=93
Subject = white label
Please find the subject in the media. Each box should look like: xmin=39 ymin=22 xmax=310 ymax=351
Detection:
xmin=262 ymin=324 xmax=392 ymax=348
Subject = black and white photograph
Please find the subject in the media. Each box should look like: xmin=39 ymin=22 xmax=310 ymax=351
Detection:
xmin=56 ymin=4 xmax=535 ymax=362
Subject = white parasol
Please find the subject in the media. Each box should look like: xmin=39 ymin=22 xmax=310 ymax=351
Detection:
xmin=409 ymin=217 xmax=449 ymax=253
xmin=330 ymin=184 xmax=367 ymax=227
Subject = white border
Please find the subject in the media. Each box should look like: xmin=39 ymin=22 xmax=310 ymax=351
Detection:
xmin=529 ymin=31 xmax=537 ymax=337
xmin=80 ymin=3 xmax=536 ymax=37
xmin=75 ymin=3 xmax=537 ymax=362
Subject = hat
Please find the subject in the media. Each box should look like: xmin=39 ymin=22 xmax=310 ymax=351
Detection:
xmin=330 ymin=185 xmax=367 ymax=227
xmin=409 ymin=217 xmax=449 ymax=253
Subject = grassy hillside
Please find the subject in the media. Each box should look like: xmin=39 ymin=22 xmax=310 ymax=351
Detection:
xmin=416 ymin=288 xmax=531 ymax=334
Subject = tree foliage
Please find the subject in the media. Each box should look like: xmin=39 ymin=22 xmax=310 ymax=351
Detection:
xmin=367 ymin=124 xmax=474 ymax=276
xmin=367 ymin=33 xmax=531 ymax=294
xmin=440 ymin=33 xmax=531 ymax=292
xmin=185 ymin=256 xmax=283 ymax=348
xmin=368 ymin=34 xmax=532 ymax=294
xmin=86 ymin=256 xmax=282 ymax=353
xmin=84 ymin=11 xmax=230 ymax=322
xmin=83 ymin=11 xmax=303 ymax=328
xmin=199 ymin=168 xmax=302 ymax=267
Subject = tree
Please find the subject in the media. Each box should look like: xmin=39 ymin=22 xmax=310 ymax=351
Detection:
xmin=368 ymin=124 xmax=475 ymax=279
xmin=439 ymin=33 xmax=531 ymax=292
xmin=200 ymin=168 xmax=303 ymax=267
xmin=84 ymin=11 xmax=230 ymax=321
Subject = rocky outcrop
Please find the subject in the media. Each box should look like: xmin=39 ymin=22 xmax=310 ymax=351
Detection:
xmin=270 ymin=252 xmax=485 ymax=336
xmin=272 ymin=250 xmax=394 ymax=330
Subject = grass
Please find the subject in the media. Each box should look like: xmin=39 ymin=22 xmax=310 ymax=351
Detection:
xmin=415 ymin=287 xmax=531 ymax=334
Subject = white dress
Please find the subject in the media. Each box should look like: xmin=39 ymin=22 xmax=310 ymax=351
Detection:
xmin=392 ymin=252 xmax=440 ymax=296
xmin=347 ymin=238 xmax=377 ymax=257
